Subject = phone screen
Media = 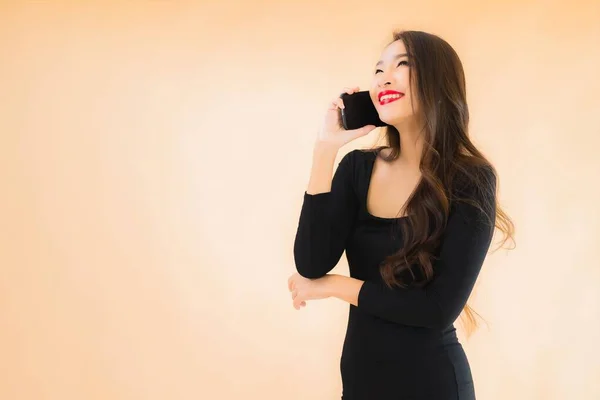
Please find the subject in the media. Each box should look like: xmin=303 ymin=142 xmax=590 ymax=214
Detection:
xmin=340 ymin=91 xmax=388 ymax=130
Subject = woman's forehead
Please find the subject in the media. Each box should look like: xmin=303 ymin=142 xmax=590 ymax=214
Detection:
xmin=377 ymin=40 xmax=407 ymax=63
xmin=384 ymin=40 xmax=406 ymax=55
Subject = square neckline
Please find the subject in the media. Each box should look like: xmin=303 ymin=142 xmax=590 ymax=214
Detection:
xmin=362 ymin=150 xmax=410 ymax=222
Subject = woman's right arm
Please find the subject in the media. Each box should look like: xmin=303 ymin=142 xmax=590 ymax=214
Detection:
xmin=293 ymin=86 xmax=377 ymax=279
xmin=293 ymin=146 xmax=359 ymax=279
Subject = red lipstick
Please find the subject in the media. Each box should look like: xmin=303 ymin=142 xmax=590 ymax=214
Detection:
xmin=378 ymin=90 xmax=404 ymax=105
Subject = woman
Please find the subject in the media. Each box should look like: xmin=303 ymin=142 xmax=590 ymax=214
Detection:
xmin=288 ymin=30 xmax=515 ymax=399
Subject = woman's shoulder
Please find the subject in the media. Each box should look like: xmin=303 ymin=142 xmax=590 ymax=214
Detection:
xmin=347 ymin=146 xmax=384 ymax=160
xmin=339 ymin=146 xmax=377 ymax=164
xmin=454 ymin=161 xmax=496 ymax=193
xmin=334 ymin=147 xmax=378 ymax=186
xmin=451 ymin=161 xmax=497 ymax=221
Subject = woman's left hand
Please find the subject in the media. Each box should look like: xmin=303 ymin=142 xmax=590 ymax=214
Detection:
xmin=287 ymin=272 xmax=333 ymax=310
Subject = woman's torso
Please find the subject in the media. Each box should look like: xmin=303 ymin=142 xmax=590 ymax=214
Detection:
xmin=339 ymin=149 xmax=475 ymax=399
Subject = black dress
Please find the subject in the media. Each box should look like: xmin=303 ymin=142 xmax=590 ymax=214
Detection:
xmin=293 ymin=148 xmax=496 ymax=400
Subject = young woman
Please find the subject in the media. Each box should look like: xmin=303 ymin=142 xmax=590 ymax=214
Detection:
xmin=288 ymin=30 xmax=515 ymax=399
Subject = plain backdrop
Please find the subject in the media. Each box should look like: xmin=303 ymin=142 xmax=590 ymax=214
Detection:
xmin=1 ymin=1 xmax=599 ymax=399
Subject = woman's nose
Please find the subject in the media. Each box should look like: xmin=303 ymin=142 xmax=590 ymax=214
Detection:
xmin=376 ymin=73 xmax=392 ymax=88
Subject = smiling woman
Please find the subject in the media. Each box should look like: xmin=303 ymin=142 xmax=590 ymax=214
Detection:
xmin=369 ymin=47 xmax=418 ymax=125
xmin=291 ymin=30 xmax=515 ymax=400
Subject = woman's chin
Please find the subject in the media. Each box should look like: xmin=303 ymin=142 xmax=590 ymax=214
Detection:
xmin=380 ymin=113 xmax=413 ymax=128
xmin=380 ymin=116 xmax=401 ymax=127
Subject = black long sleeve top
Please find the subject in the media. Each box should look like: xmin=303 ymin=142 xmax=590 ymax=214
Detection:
xmin=293 ymin=148 xmax=496 ymax=399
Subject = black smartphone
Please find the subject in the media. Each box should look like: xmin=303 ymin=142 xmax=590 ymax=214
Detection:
xmin=340 ymin=91 xmax=388 ymax=130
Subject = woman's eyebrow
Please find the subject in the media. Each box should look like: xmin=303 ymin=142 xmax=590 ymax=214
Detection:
xmin=375 ymin=53 xmax=408 ymax=67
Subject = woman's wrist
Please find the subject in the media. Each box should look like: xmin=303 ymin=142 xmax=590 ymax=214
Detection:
xmin=313 ymin=139 xmax=340 ymax=156
xmin=324 ymin=274 xmax=364 ymax=306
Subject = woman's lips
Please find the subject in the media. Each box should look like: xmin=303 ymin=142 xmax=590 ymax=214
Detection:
xmin=379 ymin=94 xmax=404 ymax=105
xmin=377 ymin=90 xmax=404 ymax=106
xmin=378 ymin=90 xmax=405 ymax=105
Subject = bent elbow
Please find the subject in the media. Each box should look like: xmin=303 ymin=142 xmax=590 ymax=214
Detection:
xmin=296 ymin=267 xmax=328 ymax=279
xmin=293 ymin=246 xmax=332 ymax=279
xmin=293 ymin=254 xmax=330 ymax=279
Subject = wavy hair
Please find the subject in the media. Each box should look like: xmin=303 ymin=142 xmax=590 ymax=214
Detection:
xmin=374 ymin=30 xmax=516 ymax=336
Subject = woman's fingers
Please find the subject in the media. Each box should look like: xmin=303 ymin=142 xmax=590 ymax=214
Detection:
xmin=337 ymin=87 xmax=360 ymax=109
xmin=330 ymin=87 xmax=359 ymax=110
xmin=329 ymin=97 xmax=344 ymax=110
xmin=292 ymin=289 xmax=307 ymax=309
xmin=293 ymin=296 xmax=306 ymax=310
xmin=287 ymin=274 xmax=305 ymax=309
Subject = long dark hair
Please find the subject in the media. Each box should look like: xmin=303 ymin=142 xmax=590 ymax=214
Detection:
xmin=374 ymin=30 xmax=515 ymax=335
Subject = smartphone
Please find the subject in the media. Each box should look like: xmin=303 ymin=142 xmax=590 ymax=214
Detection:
xmin=340 ymin=91 xmax=388 ymax=130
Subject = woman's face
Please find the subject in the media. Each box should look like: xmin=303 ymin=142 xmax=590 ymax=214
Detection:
xmin=369 ymin=39 xmax=420 ymax=126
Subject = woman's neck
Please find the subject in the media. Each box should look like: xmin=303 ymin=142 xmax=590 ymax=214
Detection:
xmin=392 ymin=119 xmax=425 ymax=168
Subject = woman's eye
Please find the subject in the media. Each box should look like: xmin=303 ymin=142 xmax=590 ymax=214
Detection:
xmin=376 ymin=60 xmax=408 ymax=73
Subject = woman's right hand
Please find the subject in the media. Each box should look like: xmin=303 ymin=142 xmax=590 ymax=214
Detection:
xmin=316 ymin=86 xmax=377 ymax=149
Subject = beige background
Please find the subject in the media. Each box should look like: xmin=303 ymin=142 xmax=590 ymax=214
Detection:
xmin=1 ymin=1 xmax=599 ymax=399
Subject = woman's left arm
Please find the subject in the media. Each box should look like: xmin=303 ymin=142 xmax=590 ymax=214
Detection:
xmin=327 ymin=184 xmax=496 ymax=330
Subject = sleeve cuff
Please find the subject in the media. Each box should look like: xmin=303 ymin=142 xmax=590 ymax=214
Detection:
xmin=304 ymin=190 xmax=332 ymax=200
xmin=303 ymin=190 xmax=333 ymax=218
xmin=357 ymin=280 xmax=378 ymax=310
